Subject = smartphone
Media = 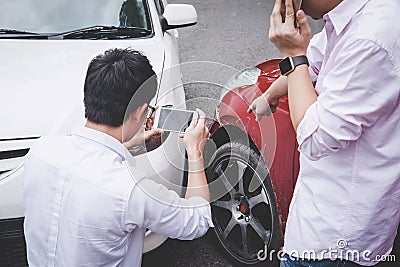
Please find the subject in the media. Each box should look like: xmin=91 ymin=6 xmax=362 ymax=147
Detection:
xmin=281 ymin=0 xmax=303 ymax=27
xmin=154 ymin=107 xmax=198 ymax=133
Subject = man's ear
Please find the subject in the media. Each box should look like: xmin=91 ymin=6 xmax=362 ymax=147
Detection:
xmin=130 ymin=103 xmax=148 ymax=122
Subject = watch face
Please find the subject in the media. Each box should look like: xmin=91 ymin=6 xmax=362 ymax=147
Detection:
xmin=279 ymin=57 xmax=293 ymax=75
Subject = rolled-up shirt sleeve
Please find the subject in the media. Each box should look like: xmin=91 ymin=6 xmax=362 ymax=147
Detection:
xmin=124 ymin=178 xmax=213 ymax=240
xmin=297 ymin=38 xmax=399 ymax=161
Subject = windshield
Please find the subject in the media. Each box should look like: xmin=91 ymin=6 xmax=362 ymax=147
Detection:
xmin=0 ymin=0 xmax=152 ymax=34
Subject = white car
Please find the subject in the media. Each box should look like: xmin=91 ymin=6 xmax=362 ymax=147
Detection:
xmin=0 ymin=0 xmax=197 ymax=264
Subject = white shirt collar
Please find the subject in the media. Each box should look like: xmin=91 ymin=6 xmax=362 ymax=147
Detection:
xmin=72 ymin=126 xmax=127 ymax=161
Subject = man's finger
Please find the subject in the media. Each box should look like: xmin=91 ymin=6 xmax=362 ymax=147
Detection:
xmin=187 ymin=115 xmax=197 ymax=131
xmin=155 ymin=128 xmax=164 ymax=135
xmin=188 ymin=120 xmax=196 ymax=130
xmin=195 ymin=108 xmax=206 ymax=127
xmin=148 ymin=128 xmax=163 ymax=137
xmin=247 ymin=102 xmax=255 ymax=113
xmin=297 ymin=10 xmax=311 ymax=37
xmin=144 ymin=129 xmax=156 ymax=141
xmin=285 ymin=0 xmax=295 ymax=26
xmin=271 ymin=0 xmax=283 ymax=27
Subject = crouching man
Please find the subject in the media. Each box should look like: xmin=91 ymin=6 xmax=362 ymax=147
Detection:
xmin=23 ymin=48 xmax=213 ymax=266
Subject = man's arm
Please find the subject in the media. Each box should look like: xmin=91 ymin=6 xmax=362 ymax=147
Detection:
xmin=287 ymin=64 xmax=317 ymax=131
xmin=124 ymin=109 xmax=213 ymax=240
xmin=183 ymin=109 xmax=210 ymax=202
xmin=124 ymin=178 xmax=213 ymax=240
xmin=269 ymin=0 xmax=316 ymax=131
xmin=295 ymin=39 xmax=399 ymax=160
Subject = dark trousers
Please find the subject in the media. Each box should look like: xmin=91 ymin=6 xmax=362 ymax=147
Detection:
xmin=280 ymin=253 xmax=364 ymax=267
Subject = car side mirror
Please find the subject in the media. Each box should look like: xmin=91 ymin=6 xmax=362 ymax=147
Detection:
xmin=161 ymin=4 xmax=197 ymax=31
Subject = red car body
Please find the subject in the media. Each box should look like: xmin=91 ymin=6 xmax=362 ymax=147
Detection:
xmin=209 ymin=59 xmax=299 ymax=237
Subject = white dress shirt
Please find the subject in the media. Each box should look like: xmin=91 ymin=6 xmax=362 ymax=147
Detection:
xmin=23 ymin=126 xmax=213 ymax=267
xmin=283 ymin=0 xmax=400 ymax=265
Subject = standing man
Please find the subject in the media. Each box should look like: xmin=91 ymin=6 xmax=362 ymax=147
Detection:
xmin=248 ymin=0 xmax=400 ymax=266
xmin=23 ymin=48 xmax=213 ymax=266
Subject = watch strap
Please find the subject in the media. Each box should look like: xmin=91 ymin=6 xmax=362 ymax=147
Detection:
xmin=292 ymin=55 xmax=309 ymax=68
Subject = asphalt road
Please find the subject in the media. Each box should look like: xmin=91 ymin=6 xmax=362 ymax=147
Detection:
xmin=143 ymin=1 xmax=324 ymax=266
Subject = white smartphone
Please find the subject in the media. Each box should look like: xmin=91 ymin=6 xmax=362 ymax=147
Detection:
xmin=154 ymin=107 xmax=198 ymax=133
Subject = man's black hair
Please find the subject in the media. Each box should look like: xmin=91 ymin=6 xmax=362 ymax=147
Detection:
xmin=84 ymin=48 xmax=157 ymax=127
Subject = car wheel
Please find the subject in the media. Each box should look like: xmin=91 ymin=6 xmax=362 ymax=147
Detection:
xmin=206 ymin=141 xmax=281 ymax=266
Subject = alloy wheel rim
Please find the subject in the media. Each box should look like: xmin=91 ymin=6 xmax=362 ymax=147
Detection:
xmin=211 ymin=156 xmax=274 ymax=264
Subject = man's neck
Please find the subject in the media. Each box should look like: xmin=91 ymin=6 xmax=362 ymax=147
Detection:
xmin=85 ymin=120 xmax=123 ymax=143
xmin=324 ymin=0 xmax=343 ymax=14
xmin=305 ymin=0 xmax=343 ymax=19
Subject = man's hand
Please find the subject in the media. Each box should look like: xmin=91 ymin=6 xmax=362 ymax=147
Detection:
xmin=181 ymin=109 xmax=209 ymax=160
xmin=269 ymin=0 xmax=311 ymax=57
xmin=124 ymin=128 xmax=163 ymax=149
xmin=124 ymin=108 xmax=163 ymax=149
xmin=247 ymin=93 xmax=279 ymax=121
xmin=247 ymin=76 xmax=289 ymax=121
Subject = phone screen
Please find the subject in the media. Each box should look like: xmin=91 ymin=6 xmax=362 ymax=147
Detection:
xmin=156 ymin=108 xmax=195 ymax=133
xmin=281 ymin=0 xmax=302 ymax=27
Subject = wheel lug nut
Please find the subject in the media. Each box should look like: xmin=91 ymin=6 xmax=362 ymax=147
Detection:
xmin=236 ymin=205 xmax=240 ymax=211
xmin=245 ymin=216 xmax=250 ymax=222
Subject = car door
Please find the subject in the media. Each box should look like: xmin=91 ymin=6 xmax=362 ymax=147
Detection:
xmin=151 ymin=0 xmax=185 ymax=110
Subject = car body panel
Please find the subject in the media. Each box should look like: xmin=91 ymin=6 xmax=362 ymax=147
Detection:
xmin=210 ymin=59 xmax=300 ymax=236
xmin=0 ymin=39 xmax=164 ymax=140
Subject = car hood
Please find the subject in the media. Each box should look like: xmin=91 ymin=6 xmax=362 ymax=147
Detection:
xmin=0 ymin=38 xmax=164 ymax=139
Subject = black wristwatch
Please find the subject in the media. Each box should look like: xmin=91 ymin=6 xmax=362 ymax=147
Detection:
xmin=279 ymin=55 xmax=309 ymax=76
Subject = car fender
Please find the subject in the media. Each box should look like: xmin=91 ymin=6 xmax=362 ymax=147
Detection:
xmin=209 ymin=59 xmax=299 ymax=235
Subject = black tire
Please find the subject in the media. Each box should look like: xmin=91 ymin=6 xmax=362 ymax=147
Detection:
xmin=206 ymin=141 xmax=282 ymax=266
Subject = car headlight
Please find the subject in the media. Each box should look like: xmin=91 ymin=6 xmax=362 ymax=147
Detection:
xmin=220 ymin=67 xmax=261 ymax=100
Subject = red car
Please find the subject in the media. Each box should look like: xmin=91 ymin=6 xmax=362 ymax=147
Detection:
xmin=205 ymin=59 xmax=297 ymax=266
